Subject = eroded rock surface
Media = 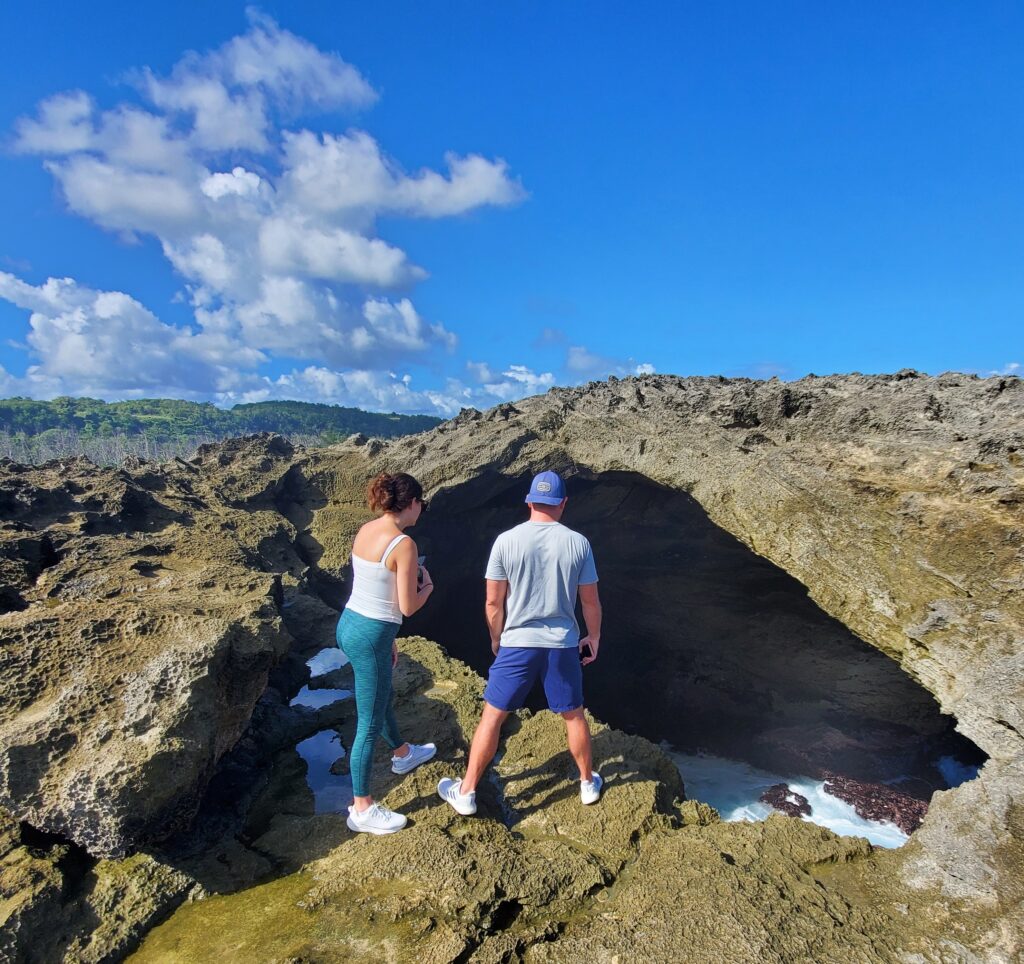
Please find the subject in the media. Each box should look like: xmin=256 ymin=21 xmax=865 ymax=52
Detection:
xmin=0 ymin=437 xmax=304 ymax=857
xmin=1 ymin=371 xmax=1022 ymax=959
xmin=130 ymin=639 xmax=1002 ymax=963
xmin=300 ymin=370 xmax=1022 ymax=953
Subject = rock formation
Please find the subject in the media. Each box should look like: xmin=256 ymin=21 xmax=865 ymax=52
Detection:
xmin=0 ymin=371 xmax=1021 ymax=959
xmin=0 ymin=438 xmax=304 ymax=857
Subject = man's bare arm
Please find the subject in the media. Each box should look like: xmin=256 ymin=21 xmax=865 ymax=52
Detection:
xmin=485 ymin=579 xmax=508 ymax=656
xmin=578 ymin=582 xmax=602 ymax=665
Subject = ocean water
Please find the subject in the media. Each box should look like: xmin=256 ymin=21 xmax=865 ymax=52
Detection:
xmin=937 ymin=754 xmax=981 ymax=787
xmin=665 ymin=749 xmax=910 ymax=849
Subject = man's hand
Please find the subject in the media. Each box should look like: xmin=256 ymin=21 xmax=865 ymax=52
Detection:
xmin=392 ymin=639 xmax=399 ymax=669
xmin=579 ymin=635 xmax=600 ymax=666
xmin=491 ymin=637 xmax=501 ymax=658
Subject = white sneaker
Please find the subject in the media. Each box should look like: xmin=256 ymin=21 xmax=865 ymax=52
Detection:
xmin=437 ymin=777 xmax=477 ymax=815
xmin=580 ymin=771 xmax=603 ymax=805
xmin=346 ymin=802 xmax=407 ymax=835
xmin=391 ymin=742 xmax=437 ymax=774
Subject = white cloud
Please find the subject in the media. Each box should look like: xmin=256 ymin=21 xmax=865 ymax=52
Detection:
xmin=0 ymin=363 xmax=18 ymax=395
xmin=13 ymin=91 xmax=96 ymax=155
xmin=477 ymin=364 xmax=555 ymax=401
xmin=6 ymin=13 xmax=524 ymax=409
xmin=280 ymin=130 xmax=525 ymax=223
xmin=0 ymin=271 xmax=565 ymax=416
xmin=201 ymin=166 xmax=263 ymax=200
xmin=220 ymin=365 xmax=465 ymax=417
xmin=0 ymin=272 xmax=251 ymax=398
xmin=258 ymin=217 xmax=425 ymax=286
xmin=566 ymin=345 xmax=655 ymax=380
xmin=991 ymin=362 xmax=1020 ymax=376
xmin=136 ymin=9 xmax=377 ymax=154
xmin=46 ymin=156 xmax=202 ymax=234
xmin=466 ymin=360 xmax=496 ymax=383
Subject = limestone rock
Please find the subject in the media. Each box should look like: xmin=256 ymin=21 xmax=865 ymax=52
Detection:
xmin=0 ymin=437 xmax=300 ymax=857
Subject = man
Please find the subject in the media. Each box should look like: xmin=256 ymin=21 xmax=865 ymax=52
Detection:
xmin=437 ymin=469 xmax=603 ymax=815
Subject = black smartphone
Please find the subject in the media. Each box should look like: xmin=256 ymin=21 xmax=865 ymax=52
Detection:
xmin=579 ymin=640 xmax=592 ymax=663
xmin=417 ymin=555 xmax=426 ymax=584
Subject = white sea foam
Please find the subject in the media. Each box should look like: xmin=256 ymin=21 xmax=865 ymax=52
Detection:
xmin=665 ymin=749 xmax=910 ymax=849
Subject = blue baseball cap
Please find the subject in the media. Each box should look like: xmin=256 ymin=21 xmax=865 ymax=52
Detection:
xmin=525 ymin=470 xmax=566 ymax=505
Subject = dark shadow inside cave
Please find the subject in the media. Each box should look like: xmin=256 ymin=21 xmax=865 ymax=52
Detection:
xmin=406 ymin=470 xmax=986 ymax=795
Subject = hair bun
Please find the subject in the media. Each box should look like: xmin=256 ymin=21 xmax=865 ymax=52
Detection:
xmin=366 ymin=471 xmax=424 ymax=514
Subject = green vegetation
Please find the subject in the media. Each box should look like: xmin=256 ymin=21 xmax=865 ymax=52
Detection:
xmin=0 ymin=397 xmax=441 ymax=464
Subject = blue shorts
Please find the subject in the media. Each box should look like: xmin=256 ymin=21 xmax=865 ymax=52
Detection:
xmin=483 ymin=646 xmax=584 ymax=714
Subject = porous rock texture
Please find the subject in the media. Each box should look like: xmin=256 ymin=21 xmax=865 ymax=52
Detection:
xmin=298 ymin=370 xmax=1022 ymax=954
xmin=131 ymin=639 xmax=1002 ymax=963
xmin=1 ymin=370 xmax=1022 ymax=960
xmin=0 ymin=437 xmax=307 ymax=857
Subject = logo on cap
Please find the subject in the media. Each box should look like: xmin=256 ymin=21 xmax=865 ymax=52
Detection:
xmin=537 ymin=481 xmax=551 ymax=492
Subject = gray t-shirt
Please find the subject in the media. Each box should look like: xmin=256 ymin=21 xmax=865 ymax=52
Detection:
xmin=485 ymin=521 xmax=599 ymax=649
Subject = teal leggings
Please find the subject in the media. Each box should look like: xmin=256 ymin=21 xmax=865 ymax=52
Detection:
xmin=336 ymin=607 xmax=403 ymax=797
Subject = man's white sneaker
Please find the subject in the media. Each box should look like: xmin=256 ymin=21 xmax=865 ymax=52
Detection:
xmin=392 ymin=742 xmax=437 ymax=774
xmin=580 ymin=771 xmax=603 ymax=805
xmin=437 ymin=777 xmax=477 ymax=815
xmin=346 ymin=802 xmax=407 ymax=835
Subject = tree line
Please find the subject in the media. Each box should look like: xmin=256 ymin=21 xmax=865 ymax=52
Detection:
xmin=0 ymin=397 xmax=441 ymax=465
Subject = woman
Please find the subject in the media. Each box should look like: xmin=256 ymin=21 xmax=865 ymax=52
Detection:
xmin=337 ymin=471 xmax=436 ymax=834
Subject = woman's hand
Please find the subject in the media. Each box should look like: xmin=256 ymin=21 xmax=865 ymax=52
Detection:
xmin=418 ymin=565 xmax=434 ymax=594
xmin=392 ymin=639 xmax=399 ymax=669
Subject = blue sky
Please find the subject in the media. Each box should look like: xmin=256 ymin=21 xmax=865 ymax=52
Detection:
xmin=1 ymin=2 xmax=1021 ymax=414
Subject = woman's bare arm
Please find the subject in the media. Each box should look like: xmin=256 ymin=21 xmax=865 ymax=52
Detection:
xmin=393 ymin=537 xmax=433 ymax=617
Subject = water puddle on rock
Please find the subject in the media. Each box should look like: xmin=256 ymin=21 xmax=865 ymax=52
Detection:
xmin=306 ymin=647 xmax=349 ymax=676
xmin=295 ymin=730 xmax=353 ymax=814
xmin=289 ymin=686 xmax=352 ymax=710
xmin=667 ymin=750 xmax=910 ymax=848
xmin=290 ymin=647 xmax=354 ymax=813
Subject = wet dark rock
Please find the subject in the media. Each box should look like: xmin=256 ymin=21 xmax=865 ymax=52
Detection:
xmin=759 ymin=783 xmax=812 ymax=818
xmin=822 ymin=772 xmax=929 ymax=834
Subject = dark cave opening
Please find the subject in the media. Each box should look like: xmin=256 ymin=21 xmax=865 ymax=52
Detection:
xmin=406 ymin=470 xmax=986 ymax=795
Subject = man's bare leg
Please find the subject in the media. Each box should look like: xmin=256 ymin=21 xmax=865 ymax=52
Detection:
xmin=561 ymin=707 xmax=593 ymax=780
xmin=461 ymin=702 xmax=510 ymax=794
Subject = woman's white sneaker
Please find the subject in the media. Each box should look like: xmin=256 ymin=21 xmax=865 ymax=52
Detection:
xmin=346 ymin=802 xmax=407 ymax=835
xmin=437 ymin=777 xmax=477 ymax=815
xmin=392 ymin=742 xmax=437 ymax=774
xmin=580 ymin=772 xmax=603 ymax=805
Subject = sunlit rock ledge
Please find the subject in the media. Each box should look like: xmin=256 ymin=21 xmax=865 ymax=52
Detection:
xmin=0 ymin=371 xmax=1021 ymax=960
xmin=119 ymin=637 xmax=980 ymax=962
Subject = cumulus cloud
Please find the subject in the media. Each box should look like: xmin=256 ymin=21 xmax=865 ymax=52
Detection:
xmin=0 ymin=271 xmax=257 ymax=398
xmin=280 ymin=130 xmax=524 ymax=224
xmin=239 ymin=366 xmax=463 ymax=416
xmin=565 ymin=345 xmax=655 ymax=380
xmin=6 ymin=11 xmax=524 ymax=404
xmin=476 ymin=364 xmax=556 ymax=401
xmin=466 ymin=360 xmax=497 ymax=383
xmin=991 ymin=362 xmax=1020 ymax=376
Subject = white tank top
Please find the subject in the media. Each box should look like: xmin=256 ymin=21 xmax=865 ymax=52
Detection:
xmin=345 ymin=533 xmax=409 ymax=625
